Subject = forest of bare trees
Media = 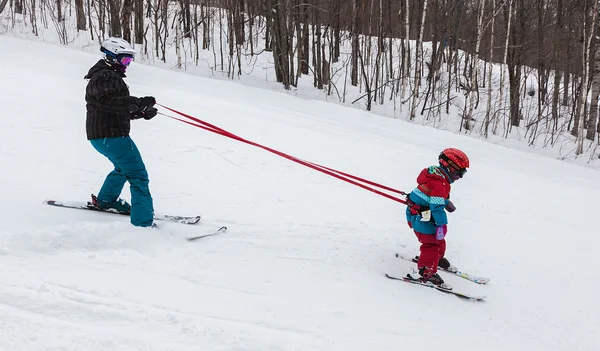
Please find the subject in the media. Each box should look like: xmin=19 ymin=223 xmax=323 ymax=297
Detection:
xmin=1 ymin=0 xmax=600 ymax=160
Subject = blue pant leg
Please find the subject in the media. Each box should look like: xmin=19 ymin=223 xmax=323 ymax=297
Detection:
xmin=98 ymin=167 xmax=127 ymax=203
xmin=91 ymin=139 xmax=127 ymax=203
xmin=90 ymin=137 xmax=154 ymax=227
xmin=124 ymin=139 xmax=154 ymax=227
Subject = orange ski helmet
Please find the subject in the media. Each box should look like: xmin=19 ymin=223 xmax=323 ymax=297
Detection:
xmin=439 ymin=148 xmax=469 ymax=178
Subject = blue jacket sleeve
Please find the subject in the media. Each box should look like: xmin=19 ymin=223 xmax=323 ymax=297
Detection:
xmin=429 ymin=196 xmax=448 ymax=226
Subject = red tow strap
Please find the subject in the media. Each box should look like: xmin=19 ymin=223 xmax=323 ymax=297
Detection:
xmin=157 ymin=104 xmax=407 ymax=204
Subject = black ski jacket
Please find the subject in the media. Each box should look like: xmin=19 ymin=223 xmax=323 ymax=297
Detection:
xmin=84 ymin=60 xmax=139 ymax=140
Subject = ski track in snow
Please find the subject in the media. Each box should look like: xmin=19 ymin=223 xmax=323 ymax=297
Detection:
xmin=0 ymin=35 xmax=599 ymax=351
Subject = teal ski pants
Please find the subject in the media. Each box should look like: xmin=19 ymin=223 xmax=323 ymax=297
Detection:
xmin=90 ymin=136 xmax=154 ymax=227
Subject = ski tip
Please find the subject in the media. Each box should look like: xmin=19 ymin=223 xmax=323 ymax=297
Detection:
xmin=185 ymin=226 xmax=228 ymax=242
xmin=465 ymin=295 xmax=487 ymax=301
xmin=189 ymin=216 xmax=202 ymax=224
xmin=434 ymin=287 xmax=487 ymax=301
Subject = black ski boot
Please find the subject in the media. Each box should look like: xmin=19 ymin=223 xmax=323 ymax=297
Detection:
xmin=413 ymin=256 xmax=458 ymax=273
xmin=418 ymin=267 xmax=445 ymax=286
xmin=90 ymin=194 xmax=131 ymax=215
xmin=438 ymin=257 xmax=458 ymax=273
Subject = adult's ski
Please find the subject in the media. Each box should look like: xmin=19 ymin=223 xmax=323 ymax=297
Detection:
xmin=385 ymin=273 xmax=486 ymax=301
xmin=43 ymin=199 xmax=201 ymax=225
xmin=395 ymin=253 xmax=490 ymax=284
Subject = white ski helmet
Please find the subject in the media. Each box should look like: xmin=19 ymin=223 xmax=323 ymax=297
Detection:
xmin=100 ymin=37 xmax=136 ymax=63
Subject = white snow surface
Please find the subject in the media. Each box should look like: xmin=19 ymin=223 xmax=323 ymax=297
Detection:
xmin=0 ymin=36 xmax=598 ymax=351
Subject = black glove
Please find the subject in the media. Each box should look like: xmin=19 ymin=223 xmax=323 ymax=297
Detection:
xmin=128 ymin=104 xmax=157 ymax=120
xmin=143 ymin=107 xmax=158 ymax=120
xmin=138 ymin=96 xmax=156 ymax=109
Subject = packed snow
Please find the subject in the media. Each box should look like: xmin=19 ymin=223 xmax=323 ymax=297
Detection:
xmin=0 ymin=35 xmax=598 ymax=351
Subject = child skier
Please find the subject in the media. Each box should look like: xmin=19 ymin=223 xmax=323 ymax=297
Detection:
xmin=405 ymin=148 xmax=470 ymax=286
xmin=84 ymin=37 xmax=158 ymax=227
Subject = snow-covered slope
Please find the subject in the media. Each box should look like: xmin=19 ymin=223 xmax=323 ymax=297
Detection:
xmin=0 ymin=35 xmax=598 ymax=351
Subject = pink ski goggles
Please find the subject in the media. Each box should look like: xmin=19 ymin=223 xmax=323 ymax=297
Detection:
xmin=117 ymin=55 xmax=134 ymax=66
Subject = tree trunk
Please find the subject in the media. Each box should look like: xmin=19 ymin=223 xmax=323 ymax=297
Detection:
xmin=508 ymin=66 xmax=521 ymax=128
xmin=179 ymin=0 xmax=191 ymax=37
xmin=464 ymin=0 xmax=485 ymax=130
xmin=98 ymin=0 xmax=106 ymax=36
xmin=57 ymin=0 xmax=63 ymax=22
xmin=301 ymin=2 xmax=309 ymax=75
xmin=506 ymin=0 xmax=523 ymax=129
xmin=401 ymin=0 xmax=410 ymax=101
xmin=268 ymin=0 xmax=291 ymax=89
xmin=14 ymin=0 xmax=23 ymax=15
xmin=563 ymin=21 xmax=572 ymax=107
xmin=350 ymin=0 xmax=361 ymax=87
xmin=484 ymin=0 xmax=497 ymax=137
xmin=109 ymin=0 xmax=122 ymax=37
xmin=75 ymin=0 xmax=86 ymax=30
xmin=121 ymin=0 xmax=133 ymax=43
xmin=202 ymin=2 xmax=210 ymax=50
xmin=314 ymin=8 xmax=323 ymax=89
xmin=133 ymin=0 xmax=143 ymax=44
xmin=374 ymin=0 xmax=383 ymax=103
xmin=247 ymin=1 xmax=254 ymax=56
xmin=0 ymin=0 xmax=9 ymax=14
xmin=579 ymin=1 xmax=599 ymax=147
xmin=332 ymin=0 xmax=341 ymax=62
xmin=587 ymin=43 xmax=600 ymax=141
xmin=410 ymin=0 xmax=428 ymax=120
xmin=551 ymin=0 xmax=563 ymax=137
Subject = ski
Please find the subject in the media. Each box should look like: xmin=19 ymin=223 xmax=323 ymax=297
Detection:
xmin=385 ymin=273 xmax=486 ymax=301
xmin=186 ymin=226 xmax=228 ymax=241
xmin=395 ymin=253 xmax=490 ymax=284
xmin=43 ymin=199 xmax=201 ymax=225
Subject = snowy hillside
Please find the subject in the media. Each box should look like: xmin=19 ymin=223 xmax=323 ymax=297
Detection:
xmin=0 ymin=36 xmax=598 ymax=351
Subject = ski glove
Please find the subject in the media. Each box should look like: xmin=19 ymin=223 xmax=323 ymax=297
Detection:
xmin=143 ymin=107 xmax=158 ymax=120
xmin=435 ymin=225 xmax=447 ymax=240
xmin=445 ymin=200 xmax=456 ymax=213
xmin=128 ymin=104 xmax=157 ymax=120
xmin=138 ymin=96 xmax=156 ymax=109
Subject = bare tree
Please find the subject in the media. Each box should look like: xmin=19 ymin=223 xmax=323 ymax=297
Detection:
xmin=121 ymin=0 xmax=133 ymax=42
xmin=133 ymin=0 xmax=143 ymax=43
xmin=495 ymin=0 xmax=512 ymax=135
xmin=574 ymin=0 xmax=598 ymax=154
xmin=484 ymin=0 xmax=498 ymax=138
xmin=350 ymin=0 xmax=362 ymax=86
xmin=0 ymin=0 xmax=10 ymax=14
xmin=267 ymin=0 xmax=293 ymax=89
xmin=586 ymin=43 xmax=600 ymax=141
xmin=108 ymin=0 xmax=122 ymax=37
xmin=75 ymin=0 xmax=87 ymax=30
xmin=462 ymin=0 xmax=486 ymax=131
xmin=400 ymin=0 xmax=410 ymax=101
xmin=550 ymin=0 xmax=563 ymax=138
xmin=409 ymin=0 xmax=428 ymax=120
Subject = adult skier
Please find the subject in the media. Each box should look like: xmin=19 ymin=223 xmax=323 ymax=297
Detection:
xmin=405 ymin=148 xmax=470 ymax=286
xmin=84 ymin=37 xmax=158 ymax=227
